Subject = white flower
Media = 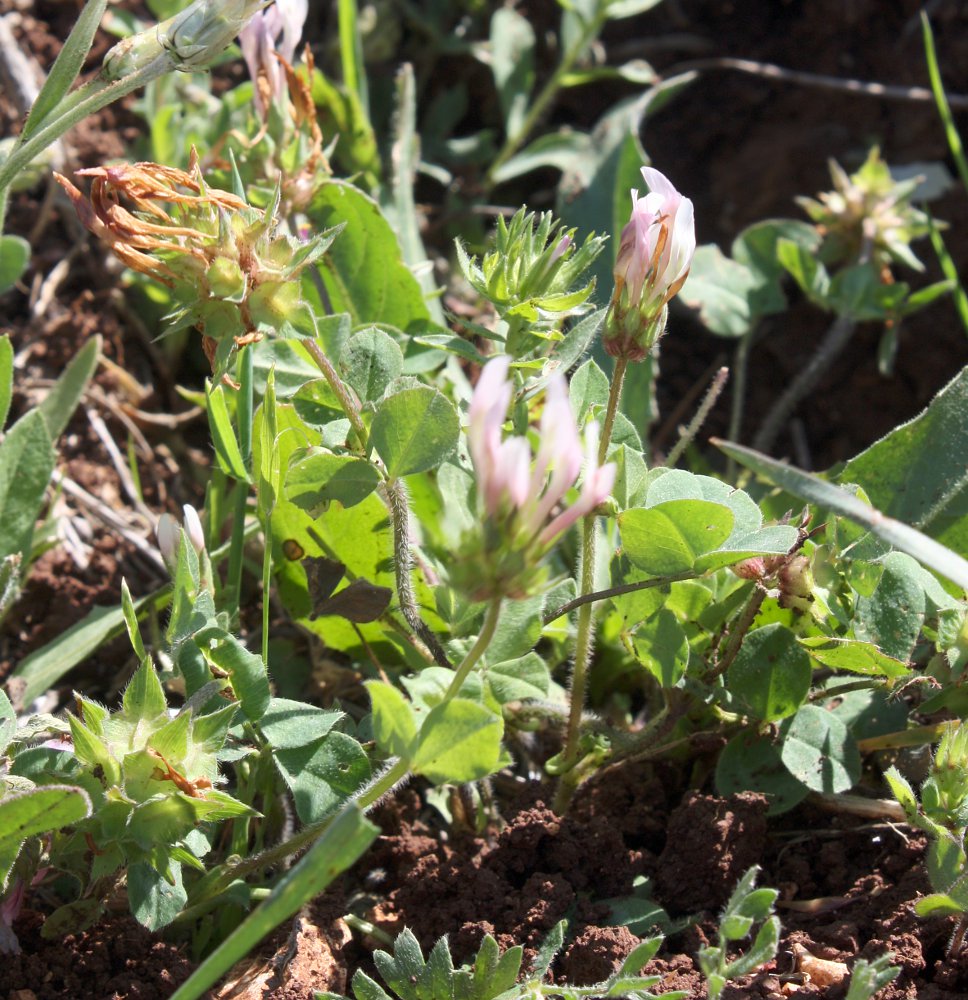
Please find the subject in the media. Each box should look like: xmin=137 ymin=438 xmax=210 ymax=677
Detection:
xmin=156 ymin=505 xmax=205 ymax=569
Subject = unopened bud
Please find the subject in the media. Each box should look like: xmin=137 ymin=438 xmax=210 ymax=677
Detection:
xmin=156 ymin=513 xmax=179 ymax=570
xmin=605 ymin=167 xmax=695 ymax=362
xmin=778 ymin=555 xmax=815 ymax=613
xmin=103 ymin=0 xmax=267 ymax=82
xmin=182 ymin=505 xmax=205 ymax=555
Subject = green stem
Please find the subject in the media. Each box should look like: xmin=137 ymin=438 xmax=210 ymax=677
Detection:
xmin=483 ymin=10 xmax=606 ymax=191
xmin=301 ymin=337 xmax=368 ymax=449
xmin=225 ymin=347 xmax=253 ymax=618
xmin=598 ymin=357 xmax=627 ymax=465
xmin=705 ymin=582 xmax=767 ymax=682
xmin=0 ymin=59 xmax=168 ymax=233
xmin=303 ymin=341 xmax=449 ymax=667
xmin=383 ymin=477 xmax=452 ymax=668
xmin=558 ymin=356 xmax=628 ymax=785
xmin=923 ymin=13 xmax=968 ymax=195
xmin=343 ymin=913 xmax=394 ymax=946
xmin=261 ymin=519 xmax=272 ymax=666
xmin=186 ymin=596 xmax=502 ymax=906
xmin=444 ymin=598 xmax=502 ymax=700
xmin=752 ymin=313 xmax=856 ymax=453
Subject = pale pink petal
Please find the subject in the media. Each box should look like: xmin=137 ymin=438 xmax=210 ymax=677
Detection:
xmin=239 ymin=15 xmax=272 ymax=113
xmin=528 ymin=375 xmax=575 ymax=495
xmin=275 ymin=0 xmax=309 ymax=62
xmin=616 ymin=192 xmax=662 ymax=308
xmin=640 ymin=166 xmax=679 ymax=201
xmin=549 ymin=233 xmax=572 ymax=265
xmin=502 ymin=437 xmax=532 ymax=509
xmin=668 ymin=195 xmax=696 ymax=282
xmin=539 ymin=424 xmax=616 ymax=546
xmin=468 ymin=357 xmax=512 ymax=499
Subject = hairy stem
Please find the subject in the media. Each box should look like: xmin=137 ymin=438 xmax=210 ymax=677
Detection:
xmin=598 ymin=357 xmax=628 ymax=466
xmin=706 ymin=582 xmax=767 ymax=682
xmin=382 ymin=477 xmax=452 ymax=668
xmin=303 ymin=338 xmax=449 ymax=665
xmin=188 ymin=757 xmax=411 ymax=906
xmin=190 ymin=601 xmax=503 ymax=905
xmin=558 ymin=356 xmax=628 ymax=786
xmin=301 ymin=337 xmax=368 ymax=449
xmin=726 ymin=326 xmax=755 ymax=480
xmin=543 ymin=569 xmax=700 ymax=624
xmin=665 ymin=366 xmax=729 ymax=468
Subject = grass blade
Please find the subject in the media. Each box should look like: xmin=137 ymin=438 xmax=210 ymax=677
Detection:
xmin=388 ymin=64 xmax=445 ymax=325
xmin=713 ymin=438 xmax=968 ymax=593
xmin=168 ymin=804 xmax=377 ymax=1000
xmin=39 ymin=333 xmax=101 ymax=440
xmin=12 ymin=586 xmax=170 ymax=705
xmin=21 ymin=0 xmax=108 ymax=141
xmin=929 ymin=215 xmax=968 ymax=337
xmin=338 ymin=0 xmax=369 ymax=118
xmin=922 ymin=13 xmax=968 ymax=195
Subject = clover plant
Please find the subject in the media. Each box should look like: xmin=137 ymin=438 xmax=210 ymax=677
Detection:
xmin=1 ymin=2 xmax=967 ymax=998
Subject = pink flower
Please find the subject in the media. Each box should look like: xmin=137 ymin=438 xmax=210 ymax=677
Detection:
xmin=549 ymin=234 xmax=573 ymax=265
xmin=467 ymin=358 xmax=616 ymax=552
xmin=607 ymin=167 xmax=695 ymax=359
xmin=239 ymin=0 xmax=309 ymax=114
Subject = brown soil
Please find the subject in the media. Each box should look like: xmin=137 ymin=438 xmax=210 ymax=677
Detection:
xmin=358 ymin=773 xmax=967 ymax=1000
xmin=3 ymin=0 xmax=968 ymax=998
xmin=4 ymin=910 xmax=195 ymax=999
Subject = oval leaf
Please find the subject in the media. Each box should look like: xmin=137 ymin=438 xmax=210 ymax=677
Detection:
xmin=340 ymin=327 xmax=405 ymax=402
xmin=287 ymin=450 xmax=381 ymax=513
xmin=780 ymin=705 xmax=861 ymax=794
xmin=412 ymin=698 xmax=503 ymax=784
xmin=371 ymin=386 xmax=459 ymax=477
xmin=619 ymin=500 xmax=733 ymax=575
xmin=728 ymin=623 xmax=812 ymax=722
xmin=366 ymin=680 xmax=418 ymax=759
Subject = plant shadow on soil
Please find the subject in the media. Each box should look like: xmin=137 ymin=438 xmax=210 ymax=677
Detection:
xmin=4 ymin=0 xmax=968 ymax=997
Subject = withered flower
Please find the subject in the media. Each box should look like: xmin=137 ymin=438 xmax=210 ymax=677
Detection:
xmin=56 ymin=158 xmax=245 ymax=285
xmin=56 ymin=154 xmax=340 ymax=374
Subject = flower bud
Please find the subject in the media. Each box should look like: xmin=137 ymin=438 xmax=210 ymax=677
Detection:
xmin=156 ymin=513 xmax=180 ymax=570
xmin=102 ymin=0 xmax=266 ymax=81
xmin=181 ymin=505 xmax=205 ymax=555
xmin=157 ymin=506 xmax=205 ymax=570
xmin=777 ymin=554 xmax=815 ymax=614
xmin=605 ymin=167 xmax=695 ymax=361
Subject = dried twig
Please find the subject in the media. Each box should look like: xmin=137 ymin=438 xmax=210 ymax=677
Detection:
xmin=669 ymin=55 xmax=968 ymax=109
xmin=85 ymin=406 xmax=154 ymax=522
xmin=52 ymin=470 xmax=166 ymax=575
